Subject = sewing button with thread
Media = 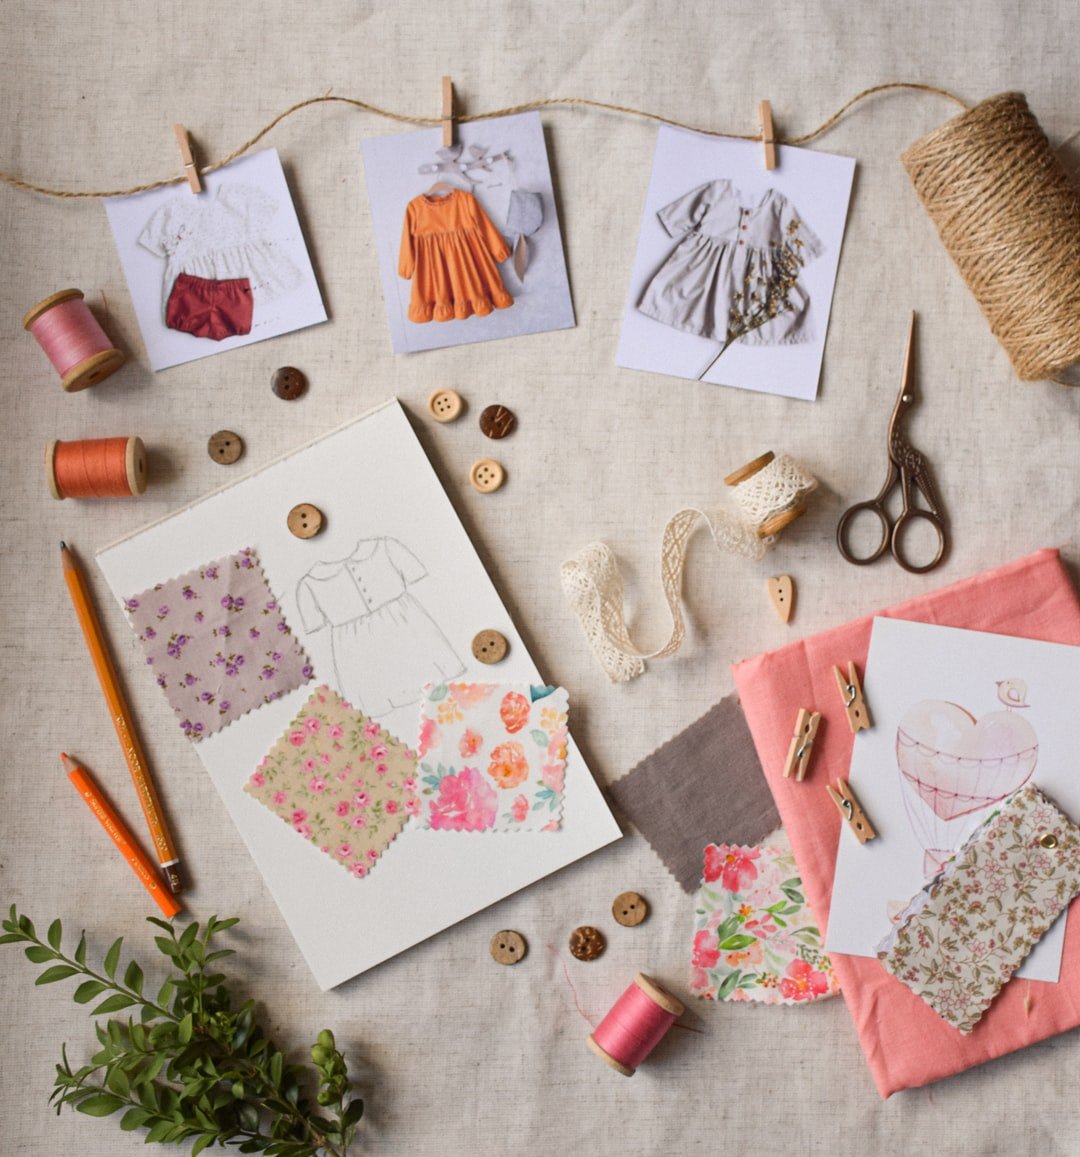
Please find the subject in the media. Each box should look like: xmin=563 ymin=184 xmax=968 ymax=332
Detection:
xmin=469 ymin=458 xmax=505 ymax=493
xmin=427 ymin=388 xmax=463 ymax=422
xmin=490 ymin=930 xmax=528 ymax=965
xmin=479 ymin=404 xmax=516 ymax=439
xmin=569 ymin=925 xmax=606 ymax=961
xmin=287 ymin=503 xmax=324 ymax=539
xmin=207 ymin=430 xmax=244 ymax=465
xmin=272 ymin=366 xmax=307 ymax=400
xmin=472 ymin=629 xmax=508 ymax=664
xmin=612 ymin=891 xmax=648 ymax=927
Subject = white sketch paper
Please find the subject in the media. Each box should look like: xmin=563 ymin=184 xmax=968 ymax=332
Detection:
xmin=616 ymin=126 xmax=854 ymax=401
xmin=826 ymin=618 xmax=1080 ymax=982
xmin=104 ymin=149 xmax=327 ymax=371
xmin=97 ymin=401 xmax=620 ymax=989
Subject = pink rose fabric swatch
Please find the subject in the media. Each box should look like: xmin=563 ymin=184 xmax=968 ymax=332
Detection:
xmin=124 ymin=547 xmax=312 ymax=741
xmin=244 ymin=685 xmax=418 ymax=878
xmin=416 ymin=683 xmax=569 ymax=832
xmin=690 ymin=828 xmax=839 ymax=1005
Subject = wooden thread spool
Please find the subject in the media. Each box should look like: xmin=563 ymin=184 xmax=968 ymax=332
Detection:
xmin=587 ymin=974 xmax=685 ymax=1077
xmin=902 ymin=93 xmax=1080 ymax=385
xmin=23 ymin=289 xmax=125 ymax=392
xmin=724 ymin=450 xmax=808 ymax=537
xmin=45 ymin=437 xmax=148 ymax=500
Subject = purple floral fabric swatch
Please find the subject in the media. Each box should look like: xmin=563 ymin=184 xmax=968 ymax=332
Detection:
xmin=124 ymin=547 xmax=313 ymax=741
xmin=245 ymin=685 xmax=418 ymax=879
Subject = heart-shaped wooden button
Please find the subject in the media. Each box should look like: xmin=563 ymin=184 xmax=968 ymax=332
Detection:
xmin=767 ymin=575 xmax=795 ymax=623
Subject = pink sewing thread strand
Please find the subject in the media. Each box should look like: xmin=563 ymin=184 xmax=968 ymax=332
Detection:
xmin=589 ymin=976 xmax=681 ymax=1074
xmin=28 ymin=295 xmax=113 ymax=376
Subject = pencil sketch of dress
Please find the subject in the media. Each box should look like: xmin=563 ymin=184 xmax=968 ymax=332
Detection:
xmin=295 ymin=537 xmax=464 ymax=716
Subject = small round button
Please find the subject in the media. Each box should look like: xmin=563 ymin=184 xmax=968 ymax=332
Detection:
xmin=272 ymin=366 xmax=307 ymax=400
xmin=479 ymin=404 xmax=517 ymax=439
xmin=287 ymin=503 xmax=324 ymax=539
xmin=208 ymin=430 xmax=244 ymax=465
xmin=472 ymin=629 xmax=508 ymax=664
xmin=490 ymin=930 xmax=528 ymax=965
xmin=1040 ymin=833 xmax=1059 ymax=849
xmin=612 ymin=891 xmax=648 ymax=927
xmin=469 ymin=458 xmax=505 ymax=493
xmin=569 ymin=925 xmax=606 ymax=961
xmin=427 ymin=388 xmax=464 ymax=423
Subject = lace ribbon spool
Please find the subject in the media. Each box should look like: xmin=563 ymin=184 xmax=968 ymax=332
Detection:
xmin=22 ymin=289 xmax=125 ymax=392
xmin=902 ymin=92 xmax=1080 ymax=385
xmin=45 ymin=437 xmax=148 ymax=499
xmin=587 ymin=974 xmax=685 ymax=1077
xmin=560 ymin=452 xmax=817 ymax=683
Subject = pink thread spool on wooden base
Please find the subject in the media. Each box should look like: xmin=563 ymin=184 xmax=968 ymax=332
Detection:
xmin=45 ymin=437 xmax=148 ymax=500
xmin=23 ymin=289 xmax=125 ymax=393
xmin=587 ymin=974 xmax=685 ymax=1076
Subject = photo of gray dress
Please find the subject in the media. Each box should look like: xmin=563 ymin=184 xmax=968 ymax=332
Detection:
xmin=637 ymin=179 xmax=824 ymax=346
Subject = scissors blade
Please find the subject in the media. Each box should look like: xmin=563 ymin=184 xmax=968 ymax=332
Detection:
xmin=888 ymin=311 xmax=919 ymax=458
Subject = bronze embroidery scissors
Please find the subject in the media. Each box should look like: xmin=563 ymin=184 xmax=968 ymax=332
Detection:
xmin=836 ymin=312 xmax=948 ymax=574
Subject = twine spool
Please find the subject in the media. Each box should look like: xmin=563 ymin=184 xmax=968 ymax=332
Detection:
xmin=22 ymin=289 xmax=125 ymax=392
xmin=902 ymin=92 xmax=1080 ymax=384
xmin=45 ymin=437 xmax=148 ymax=500
xmin=587 ymin=974 xmax=685 ymax=1077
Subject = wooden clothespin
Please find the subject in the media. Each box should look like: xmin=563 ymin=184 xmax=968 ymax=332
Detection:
xmin=766 ymin=575 xmax=795 ymax=623
xmin=173 ymin=124 xmax=202 ymax=194
xmin=825 ymin=779 xmax=876 ymax=844
xmin=441 ymin=76 xmax=455 ymax=148
xmin=833 ymin=661 xmax=872 ymax=732
xmin=758 ymin=100 xmax=776 ymax=170
xmin=782 ymin=708 xmax=821 ymax=781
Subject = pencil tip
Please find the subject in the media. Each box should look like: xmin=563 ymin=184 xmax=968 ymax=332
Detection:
xmin=60 ymin=540 xmax=67 ymax=550
xmin=60 ymin=752 xmax=73 ymax=769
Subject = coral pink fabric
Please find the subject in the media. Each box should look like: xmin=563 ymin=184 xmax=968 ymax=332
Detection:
xmin=732 ymin=550 xmax=1080 ymax=1097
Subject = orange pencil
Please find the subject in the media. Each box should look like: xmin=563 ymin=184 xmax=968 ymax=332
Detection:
xmin=63 ymin=754 xmax=182 ymax=919
xmin=60 ymin=542 xmax=185 ymax=894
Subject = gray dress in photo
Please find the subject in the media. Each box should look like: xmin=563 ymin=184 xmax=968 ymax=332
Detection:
xmin=637 ymin=179 xmax=824 ymax=345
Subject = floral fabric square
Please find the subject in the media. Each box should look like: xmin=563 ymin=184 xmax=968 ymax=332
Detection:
xmin=244 ymin=685 xmax=418 ymax=879
xmin=124 ymin=548 xmax=312 ymax=741
xmin=877 ymin=784 xmax=1080 ymax=1034
xmin=416 ymin=683 xmax=569 ymax=832
xmin=690 ymin=828 xmax=839 ymax=1005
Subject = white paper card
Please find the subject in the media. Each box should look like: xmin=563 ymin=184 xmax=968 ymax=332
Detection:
xmin=826 ymin=618 xmax=1080 ymax=982
xmin=97 ymin=401 xmax=620 ymax=989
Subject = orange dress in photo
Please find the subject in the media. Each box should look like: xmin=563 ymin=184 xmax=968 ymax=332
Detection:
xmin=398 ymin=189 xmax=514 ymax=323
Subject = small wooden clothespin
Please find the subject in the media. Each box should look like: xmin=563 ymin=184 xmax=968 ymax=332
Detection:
xmin=173 ymin=124 xmax=202 ymax=194
xmin=441 ymin=76 xmax=455 ymax=148
xmin=783 ymin=708 xmax=821 ymax=781
xmin=766 ymin=575 xmax=795 ymax=623
xmin=826 ymin=779 xmax=876 ymax=844
xmin=758 ymin=100 xmax=776 ymax=170
xmin=833 ymin=661 xmax=872 ymax=732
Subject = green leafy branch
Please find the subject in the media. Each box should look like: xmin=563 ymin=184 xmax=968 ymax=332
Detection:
xmin=1 ymin=906 xmax=363 ymax=1156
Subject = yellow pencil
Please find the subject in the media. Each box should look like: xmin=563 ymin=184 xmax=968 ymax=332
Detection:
xmin=60 ymin=542 xmax=185 ymax=894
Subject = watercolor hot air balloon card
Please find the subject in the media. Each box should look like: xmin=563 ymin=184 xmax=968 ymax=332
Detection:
xmin=825 ymin=617 xmax=1080 ymax=982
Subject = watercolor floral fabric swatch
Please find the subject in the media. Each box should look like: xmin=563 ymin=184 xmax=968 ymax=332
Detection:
xmin=690 ymin=828 xmax=839 ymax=1005
xmin=124 ymin=547 xmax=312 ymax=741
xmin=244 ymin=685 xmax=418 ymax=878
xmin=877 ymin=784 xmax=1080 ymax=1034
xmin=416 ymin=683 xmax=569 ymax=832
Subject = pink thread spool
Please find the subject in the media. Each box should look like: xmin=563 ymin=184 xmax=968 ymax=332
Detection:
xmin=23 ymin=289 xmax=125 ymax=392
xmin=587 ymin=974 xmax=685 ymax=1076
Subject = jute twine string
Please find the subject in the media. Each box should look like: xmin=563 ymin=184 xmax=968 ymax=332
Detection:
xmin=0 ymin=82 xmax=964 ymax=199
xmin=902 ymin=92 xmax=1080 ymax=383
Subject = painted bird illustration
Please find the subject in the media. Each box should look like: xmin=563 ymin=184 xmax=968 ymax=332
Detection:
xmin=996 ymin=678 xmax=1029 ymax=709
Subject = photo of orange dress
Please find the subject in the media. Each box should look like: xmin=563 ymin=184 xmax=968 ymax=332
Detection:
xmin=398 ymin=189 xmax=514 ymax=323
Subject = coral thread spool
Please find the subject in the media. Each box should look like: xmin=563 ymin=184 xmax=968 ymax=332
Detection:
xmin=23 ymin=289 xmax=125 ymax=392
xmin=587 ymin=974 xmax=685 ymax=1076
xmin=45 ymin=437 xmax=148 ymax=500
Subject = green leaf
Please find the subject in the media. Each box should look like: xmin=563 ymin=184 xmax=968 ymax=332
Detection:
xmin=427 ymin=683 xmax=448 ymax=701
xmin=74 ymin=933 xmax=88 ymax=966
xmin=530 ymin=728 xmax=549 ymax=747
xmin=145 ymin=1119 xmax=175 ymax=1143
xmin=716 ymin=970 xmax=743 ymax=999
xmin=73 ymin=980 xmax=109 ymax=1004
xmin=717 ymin=933 xmax=756 ymax=951
xmin=237 ymin=1102 xmax=260 ymax=1132
xmin=157 ymin=978 xmax=176 ymax=1007
xmin=146 ymin=916 xmax=175 ymax=933
xmin=179 ymin=922 xmax=200 ymax=953
xmin=191 ymin=1134 xmax=215 ymax=1156
xmin=36 ymin=964 xmax=79 ymax=985
xmin=106 ymin=1066 xmax=131 ymax=1097
xmin=24 ymin=945 xmax=54 ymax=964
xmin=0 ymin=932 xmax=25 ymax=944
xmin=75 ymin=1092 xmax=126 ymax=1117
xmin=47 ymin=919 xmax=63 ymax=950
xmin=104 ymin=937 xmax=123 ymax=978
xmin=91 ymin=993 xmax=137 ymax=1015
xmin=124 ymin=960 xmax=144 ymax=994
xmin=155 ymin=936 xmax=180 ymax=960
xmin=342 ymin=1097 xmax=365 ymax=1127
xmin=178 ymin=1014 xmax=194 ymax=1044
xmin=120 ymin=1106 xmax=152 ymax=1131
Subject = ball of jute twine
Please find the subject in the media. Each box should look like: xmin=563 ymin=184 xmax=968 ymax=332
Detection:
xmin=902 ymin=92 xmax=1080 ymax=385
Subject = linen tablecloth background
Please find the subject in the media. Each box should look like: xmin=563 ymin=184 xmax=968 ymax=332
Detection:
xmin=1 ymin=3 xmax=1078 ymax=1153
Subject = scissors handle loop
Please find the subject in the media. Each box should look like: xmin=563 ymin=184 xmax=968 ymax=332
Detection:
xmin=890 ymin=508 xmax=947 ymax=573
xmin=836 ymin=501 xmax=891 ymax=566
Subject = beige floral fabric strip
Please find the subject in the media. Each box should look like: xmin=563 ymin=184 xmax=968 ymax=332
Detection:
xmin=877 ymin=784 xmax=1080 ymax=1034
